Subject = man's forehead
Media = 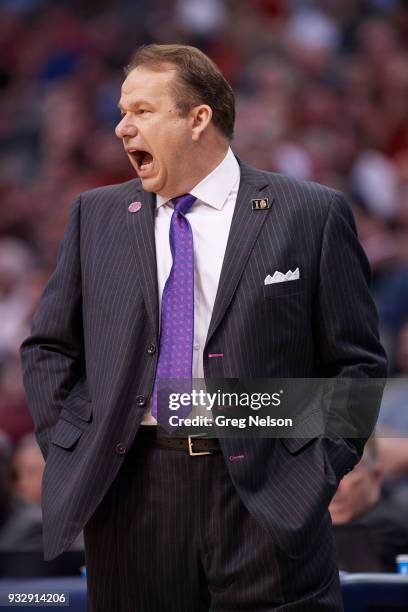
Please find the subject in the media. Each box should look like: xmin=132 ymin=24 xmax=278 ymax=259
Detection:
xmin=121 ymin=64 xmax=178 ymax=94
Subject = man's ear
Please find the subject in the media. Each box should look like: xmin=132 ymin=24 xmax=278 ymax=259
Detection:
xmin=191 ymin=105 xmax=212 ymax=141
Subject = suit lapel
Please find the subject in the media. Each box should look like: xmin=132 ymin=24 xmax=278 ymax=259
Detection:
xmin=205 ymin=160 xmax=274 ymax=348
xmin=125 ymin=161 xmax=274 ymax=346
xmin=126 ymin=185 xmax=159 ymax=339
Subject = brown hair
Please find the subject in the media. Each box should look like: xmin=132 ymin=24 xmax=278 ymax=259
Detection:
xmin=126 ymin=44 xmax=235 ymax=141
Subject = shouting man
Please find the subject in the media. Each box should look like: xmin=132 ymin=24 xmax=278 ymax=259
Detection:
xmin=21 ymin=45 xmax=386 ymax=611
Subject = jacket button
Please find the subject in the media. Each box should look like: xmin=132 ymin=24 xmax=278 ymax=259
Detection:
xmin=147 ymin=343 xmax=156 ymax=354
xmin=136 ymin=395 xmax=146 ymax=407
xmin=115 ymin=443 xmax=126 ymax=455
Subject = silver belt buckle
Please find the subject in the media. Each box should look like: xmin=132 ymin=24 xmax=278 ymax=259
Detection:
xmin=188 ymin=434 xmax=211 ymax=456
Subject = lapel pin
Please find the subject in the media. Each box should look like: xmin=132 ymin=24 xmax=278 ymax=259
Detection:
xmin=251 ymin=198 xmax=270 ymax=210
xmin=128 ymin=201 xmax=142 ymax=213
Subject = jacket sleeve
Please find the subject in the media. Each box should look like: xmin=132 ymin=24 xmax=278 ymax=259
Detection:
xmin=314 ymin=191 xmax=387 ymax=459
xmin=20 ymin=196 xmax=85 ymax=459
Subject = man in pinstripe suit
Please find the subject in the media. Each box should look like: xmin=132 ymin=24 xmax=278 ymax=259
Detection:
xmin=21 ymin=45 xmax=387 ymax=611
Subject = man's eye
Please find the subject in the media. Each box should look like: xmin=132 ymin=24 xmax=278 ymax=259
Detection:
xmin=139 ymin=109 xmax=150 ymax=114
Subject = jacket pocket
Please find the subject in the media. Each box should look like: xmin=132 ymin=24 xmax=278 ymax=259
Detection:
xmin=263 ymin=278 xmax=305 ymax=299
xmin=50 ymin=419 xmax=83 ymax=450
xmin=60 ymin=396 xmax=92 ymax=424
xmin=280 ymin=437 xmax=316 ymax=454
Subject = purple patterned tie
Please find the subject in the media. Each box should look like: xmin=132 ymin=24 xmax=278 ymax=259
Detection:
xmin=152 ymin=194 xmax=196 ymax=425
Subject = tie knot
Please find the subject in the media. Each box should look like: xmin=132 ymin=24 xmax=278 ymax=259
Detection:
xmin=172 ymin=194 xmax=196 ymax=215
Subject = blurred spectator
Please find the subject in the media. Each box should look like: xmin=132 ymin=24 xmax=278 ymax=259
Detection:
xmin=0 ymin=430 xmax=43 ymax=551
xmin=0 ymin=431 xmax=84 ymax=562
xmin=13 ymin=433 xmax=44 ymax=506
xmin=351 ymin=150 xmax=399 ymax=219
xmin=0 ymin=239 xmax=33 ymax=362
xmin=330 ymin=438 xmax=408 ymax=572
xmin=377 ymin=322 xmax=408 ymax=433
xmin=375 ymin=323 xmax=408 ymax=508
xmin=0 ymin=432 xmax=85 ymax=575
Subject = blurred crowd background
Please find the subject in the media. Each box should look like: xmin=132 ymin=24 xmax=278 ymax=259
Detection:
xmin=1 ymin=0 xmax=408 ymax=573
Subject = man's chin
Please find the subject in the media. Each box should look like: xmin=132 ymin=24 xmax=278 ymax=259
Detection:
xmin=138 ymin=176 xmax=159 ymax=192
xmin=135 ymin=171 xmax=171 ymax=198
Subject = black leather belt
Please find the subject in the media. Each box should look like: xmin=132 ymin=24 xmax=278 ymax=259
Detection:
xmin=136 ymin=425 xmax=221 ymax=456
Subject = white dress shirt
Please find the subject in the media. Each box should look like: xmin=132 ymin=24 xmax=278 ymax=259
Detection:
xmin=141 ymin=147 xmax=240 ymax=424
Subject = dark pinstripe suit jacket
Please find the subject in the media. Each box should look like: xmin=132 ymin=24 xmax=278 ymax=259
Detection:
xmin=20 ymin=159 xmax=386 ymax=565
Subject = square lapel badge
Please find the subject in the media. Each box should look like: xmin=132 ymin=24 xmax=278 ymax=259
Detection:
xmin=251 ymin=198 xmax=270 ymax=210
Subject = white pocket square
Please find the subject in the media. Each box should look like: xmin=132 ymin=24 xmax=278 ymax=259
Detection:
xmin=264 ymin=268 xmax=300 ymax=285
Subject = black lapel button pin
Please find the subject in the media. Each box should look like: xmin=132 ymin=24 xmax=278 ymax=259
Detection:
xmin=251 ymin=198 xmax=269 ymax=210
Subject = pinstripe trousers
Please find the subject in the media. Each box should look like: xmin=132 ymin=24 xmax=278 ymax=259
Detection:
xmin=83 ymin=429 xmax=343 ymax=611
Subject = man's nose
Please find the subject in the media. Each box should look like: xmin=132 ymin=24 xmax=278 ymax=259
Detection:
xmin=115 ymin=115 xmax=137 ymax=139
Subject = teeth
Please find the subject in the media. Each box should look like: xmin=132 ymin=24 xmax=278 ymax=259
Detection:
xmin=140 ymin=161 xmax=153 ymax=170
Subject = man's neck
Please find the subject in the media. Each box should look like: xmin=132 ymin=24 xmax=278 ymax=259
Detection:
xmin=158 ymin=145 xmax=229 ymax=200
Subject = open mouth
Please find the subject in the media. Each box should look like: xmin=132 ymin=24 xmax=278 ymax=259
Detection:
xmin=129 ymin=149 xmax=154 ymax=174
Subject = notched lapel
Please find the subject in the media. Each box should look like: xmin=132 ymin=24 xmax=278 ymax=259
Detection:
xmin=126 ymin=187 xmax=159 ymax=338
xmin=206 ymin=161 xmax=275 ymax=347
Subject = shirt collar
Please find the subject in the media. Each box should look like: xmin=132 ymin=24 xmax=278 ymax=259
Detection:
xmin=155 ymin=147 xmax=239 ymax=210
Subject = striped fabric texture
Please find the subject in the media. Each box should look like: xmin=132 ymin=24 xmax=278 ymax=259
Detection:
xmin=20 ymin=158 xmax=387 ymax=608
xmin=83 ymin=431 xmax=344 ymax=611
